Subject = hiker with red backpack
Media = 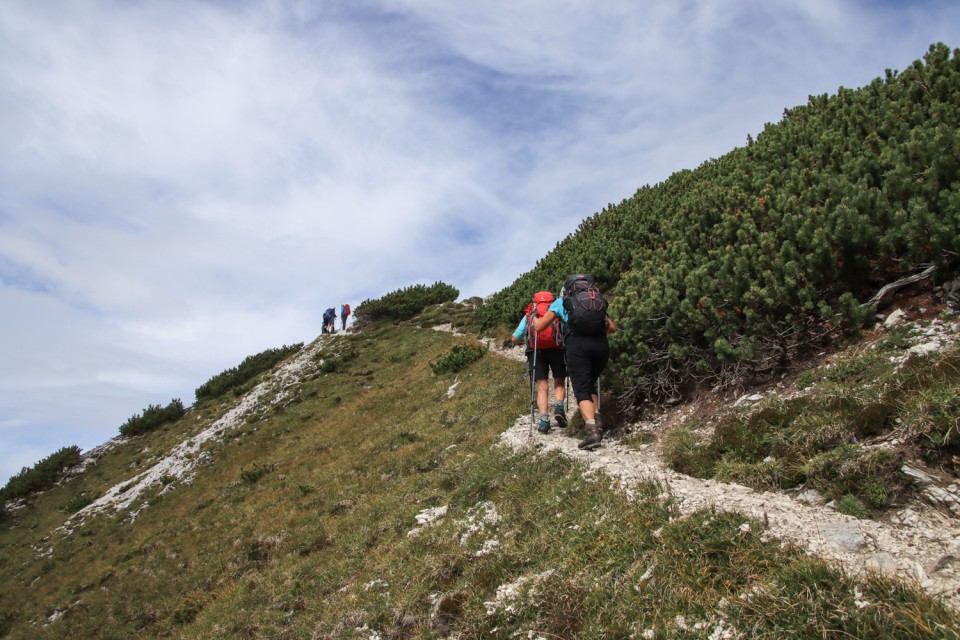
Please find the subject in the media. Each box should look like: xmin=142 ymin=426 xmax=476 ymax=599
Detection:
xmin=531 ymin=274 xmax=616 ymax=450
xmin=340 ymin=303 xmax=351 ymax=331
xmin=511 ymin=291 xmax=568 ymax=435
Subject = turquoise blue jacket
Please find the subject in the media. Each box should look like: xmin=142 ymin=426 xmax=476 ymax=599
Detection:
xmin=512 ymin=298 xmax=568 ymax=340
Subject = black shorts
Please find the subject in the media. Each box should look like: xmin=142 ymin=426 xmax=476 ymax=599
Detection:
xmin=564 ymin=334 xmax=609 ymax=403
xmin=527 ymin=347 xmax=567 ymax=382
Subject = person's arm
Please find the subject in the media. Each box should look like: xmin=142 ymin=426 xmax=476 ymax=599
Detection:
xmin=606 ymin=316 xmax=616 ymax=334
xmin=531 ymin=310 xmax=558 ymax=333
xmin=510 ymin=317 xmax=527 ymax=345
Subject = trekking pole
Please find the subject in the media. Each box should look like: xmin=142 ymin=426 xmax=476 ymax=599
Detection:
xmin=596 ymin=376 xmax=601 ymax=429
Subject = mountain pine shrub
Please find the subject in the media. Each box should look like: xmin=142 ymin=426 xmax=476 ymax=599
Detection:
xmin=481 ymin=43 xmax=960 ymax=410
xmin=353 ymin=281 xmax=459 ymax=326
xmin=240 ymin=463 xmax=275 ymax=484
xmin=195 ymin=343 xmax=303 ymax=401
xmin=118 ymin=398 xmax=186 ymax=437
xmin=0 ymin=445 xmax=82 ymax=502
xmin=64 ymin=493 xmax=98 ymax=513
xmin=430 ymin=342 xmax=487 ymax=375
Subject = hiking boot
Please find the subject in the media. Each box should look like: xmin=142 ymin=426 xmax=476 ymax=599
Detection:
xmin=537 ymin=416 xmax=551 ymax=435
xmin=578 ymin=428 xmax=602 ymax=450
xmin=553 ymin=402 xmax=568 ymax=429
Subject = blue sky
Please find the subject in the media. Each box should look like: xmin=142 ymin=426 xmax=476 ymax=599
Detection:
xmin=2 ymin=0 xmax=960 ymax=483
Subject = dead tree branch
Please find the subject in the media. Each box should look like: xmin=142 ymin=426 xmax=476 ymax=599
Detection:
xmin=861 ymin=265 xmax=936 ymax=310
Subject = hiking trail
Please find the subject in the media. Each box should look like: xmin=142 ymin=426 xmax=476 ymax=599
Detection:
xmin=436 ymin=324 xmax=960 ymax=609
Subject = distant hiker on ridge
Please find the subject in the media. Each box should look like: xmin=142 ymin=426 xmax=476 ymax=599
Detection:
xmin=531 ymin=274 xmax=615 ymax=450
xmin=340 ymin=303 xmax=351 ymax=331
xmin=511 ymin=291 xmax=568 ymax=434
xmin=322 ymin=307 xmax=337 ymax=334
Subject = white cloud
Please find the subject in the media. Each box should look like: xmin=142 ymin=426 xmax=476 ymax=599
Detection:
xmin=2 ymin=0 xmax=960 ymax=482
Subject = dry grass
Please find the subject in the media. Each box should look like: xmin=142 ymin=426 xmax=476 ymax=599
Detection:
xmin=1 ymin=311 xmax=958 ymax=639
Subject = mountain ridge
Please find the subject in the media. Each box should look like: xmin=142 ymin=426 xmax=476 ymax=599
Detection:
xmin=4 ymin=43 xmax=960 ymax=638
xmin=2 ymin=301 xmax=960 ymax=637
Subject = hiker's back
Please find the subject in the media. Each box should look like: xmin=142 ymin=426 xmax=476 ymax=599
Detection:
xmin=562 ymin=274 xmax=607 ymax=336
xmin=525 ymin=291 xmax=562 ymax=349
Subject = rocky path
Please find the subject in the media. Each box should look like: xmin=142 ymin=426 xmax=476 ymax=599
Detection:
xmin=471 ymin=330 xmax=960 ymax=609
xmin=58 ymin=337 xmax=331 ymax=533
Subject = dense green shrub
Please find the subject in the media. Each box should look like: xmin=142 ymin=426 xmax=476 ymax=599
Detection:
xmin=429 ymin=343 xmax=487 ymax=375
xmin=119 ymin=399 xmax=186 ymax=437
xmin=64 ymin=493 xmax=98 ymax=513
xmin=353 ymin=282 xmax=459 ymax=326
xmin=0 ymin=445 xmax=82 ymax=502
xmin=240 ymin=463 xmax=275 ymax=484
xmin=480 ymin=43 xmax=960 ymax=408
xmin=416 ymin=300 xmax=480 ymax=330
xmin=195 ymin=344 xmax=303 ymax=401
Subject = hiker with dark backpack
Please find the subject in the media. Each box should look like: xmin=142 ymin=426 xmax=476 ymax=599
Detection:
xmin=322 ymin=307 xmax=337 ymax=334
xmin=531 ymin=274 xmax=615 ymax=450
xmin=511 ymin=291 xmax=568 ymax=434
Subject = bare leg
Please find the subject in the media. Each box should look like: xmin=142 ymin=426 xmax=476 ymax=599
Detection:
xmin=536 ymin=379 xmax=549 ymax=415
xmin=578 ymin=399 xmax=595 ymax=422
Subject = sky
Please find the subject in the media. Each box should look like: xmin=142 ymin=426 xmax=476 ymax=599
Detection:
xmin=2 ymin=0 xmax=960 ymax=483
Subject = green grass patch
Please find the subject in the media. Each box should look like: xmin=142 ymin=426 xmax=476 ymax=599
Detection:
xmin=662 ymin=327 xmax=959 ymax=514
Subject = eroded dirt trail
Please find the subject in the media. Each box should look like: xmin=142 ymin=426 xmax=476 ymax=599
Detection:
xmin=474 ymin=330 xmax=960 ymax=609
xmin=58 ymin=336 xmax=332 ymax=533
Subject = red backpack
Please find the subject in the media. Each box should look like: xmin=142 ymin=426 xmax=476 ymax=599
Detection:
xmin=525 ymin=291 xmax=562 ymax=350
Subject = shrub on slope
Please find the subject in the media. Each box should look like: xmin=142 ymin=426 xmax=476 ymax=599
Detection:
xmin=353 ymin=281 xmax=459 ymax=326
xmin=195 ymin=344 xmax=304 ymax=401
xmin=0 ymin=446 xmax=81 ymax=503
xmin=482 ymin=43 xmax=960 ymax=406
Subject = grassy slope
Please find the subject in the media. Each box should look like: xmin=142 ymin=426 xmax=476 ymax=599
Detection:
xmin=654 ymin=312 xmax=960 ymax=518
xmin=1 ymin=317 xmax=959 ymax=639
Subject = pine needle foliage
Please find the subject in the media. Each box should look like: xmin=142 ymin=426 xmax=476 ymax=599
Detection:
xmin=0 ymin=446 xmax=81 ymax=503
xmin=194 ymin=343 xmax=303 ymax=401
xmin=429 ymin=342 xmax=488 ymax=375
xmin=118 ymin=399 xmax=186 ymax=437
xmin=481 ymin=43 xmax=960 ymax=408
xmin=353 ymin=281 xmax=460 ymax=326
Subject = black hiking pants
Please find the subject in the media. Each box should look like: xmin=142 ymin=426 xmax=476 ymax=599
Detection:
xmin=527 ymin=347 xmax=567 ymax=381
xmin=564 ymin=334 xmax=609 ymax=403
